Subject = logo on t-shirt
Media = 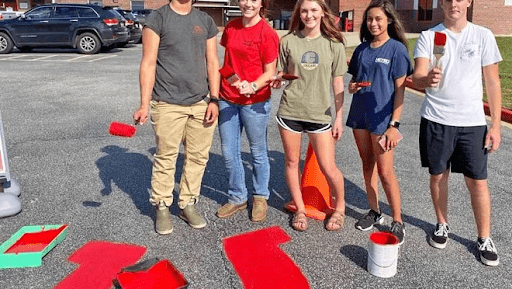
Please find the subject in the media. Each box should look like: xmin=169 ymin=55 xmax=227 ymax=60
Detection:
xmin=300 ymin=51 xmax=320 ymax=70
xmin=459 ymin=42 xmax=480 ymax=62
xmin=193 ymin=25 xmax=205 ymax=35
xmin=375 ymin=57 xmax=390 ymax=65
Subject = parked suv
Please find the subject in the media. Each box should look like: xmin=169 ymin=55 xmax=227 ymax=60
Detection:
xmin=0 ymin=4 xmax=129 ymax=54
xmin=111 ymin=7 xmax=142 ymax=45
xmin=131 ymin=9 xmax=153 ymax=26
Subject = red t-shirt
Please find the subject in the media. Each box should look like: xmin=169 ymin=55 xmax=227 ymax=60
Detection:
xmin=220 ymin=18 xmax=279 ymax=105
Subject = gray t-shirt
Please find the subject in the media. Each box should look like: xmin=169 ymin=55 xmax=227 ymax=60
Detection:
xmin=145 ymin=5 xmax=218 ymax=105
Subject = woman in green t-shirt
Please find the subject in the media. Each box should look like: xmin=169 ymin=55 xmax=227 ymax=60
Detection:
xmin=271 ymin=0 xmax=347 ymax=232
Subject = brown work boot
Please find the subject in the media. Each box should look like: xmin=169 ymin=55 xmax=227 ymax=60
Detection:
xmin=251 ymin=196 xmax=267 ymax=222
xmin=155 ymin=202 xmax=173 ymax=235
xmin=180 ymin=203 xmax=206 ymax=229
xmin=216 ymin=202 xmax=248 ymax=218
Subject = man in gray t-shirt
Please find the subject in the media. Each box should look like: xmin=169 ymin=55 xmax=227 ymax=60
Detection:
xmin=133 ymin=0 xmax=220 ymax=235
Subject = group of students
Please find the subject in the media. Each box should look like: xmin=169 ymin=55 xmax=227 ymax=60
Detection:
xmin=133 ymin=0 xmax=502 ymax=267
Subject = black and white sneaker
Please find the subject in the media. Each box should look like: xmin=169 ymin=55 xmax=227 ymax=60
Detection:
xmin=429 ymin=223 xmax=449 ymax=249
xmin=355 ymin=209 xmax=384 ymax=231
xmin=478 ymin=237 xmax=499 ymax=266
xmin=390 ymin=221 xmax=405 ymax=245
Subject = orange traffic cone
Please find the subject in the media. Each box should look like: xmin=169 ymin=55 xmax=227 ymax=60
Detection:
xmin=284 ymin=143 xmax=334 ymax=220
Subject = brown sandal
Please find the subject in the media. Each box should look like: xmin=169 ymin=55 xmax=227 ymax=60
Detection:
xmin=325 ymin=211 xmax=345 ymax=231
xmin=291 ymin=211 xmax=308 ymax=231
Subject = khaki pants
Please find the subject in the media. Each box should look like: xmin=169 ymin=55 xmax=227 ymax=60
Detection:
xmin=149 ymin=99 xmax=217 ymax=209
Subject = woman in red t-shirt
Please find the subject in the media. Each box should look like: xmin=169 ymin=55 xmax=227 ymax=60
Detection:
xmin=215 ymin=0 xmax=279 ymax=222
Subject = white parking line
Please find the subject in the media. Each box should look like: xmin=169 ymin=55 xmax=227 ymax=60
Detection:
xmin=67 ymin=55 xmax=91 ymax=62
xmin=29 ymin=55 xmax=57 ymax=61
xmin=0 ymin=54 xmax=27 ymax=60
xmin=0 ymin=53 xmax=119 ymax=62
xmin=87 ymin=54 xmax=118 ymax=62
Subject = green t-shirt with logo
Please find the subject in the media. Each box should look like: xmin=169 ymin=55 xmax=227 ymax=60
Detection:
xmin=277 ymin=32 xmax=347 ymax=124
xmin=277 ymin=33 xmax=347 ymax=123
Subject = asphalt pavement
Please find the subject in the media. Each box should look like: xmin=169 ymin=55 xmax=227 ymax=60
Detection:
xmin=0 ymin=36 xmax=511 ymax=289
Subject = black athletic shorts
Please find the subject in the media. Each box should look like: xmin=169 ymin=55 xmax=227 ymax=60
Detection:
xmin=419 ymin=117 xmax=488 ymax=179
xmin=276 ymin=116 xmax=332 ymax=134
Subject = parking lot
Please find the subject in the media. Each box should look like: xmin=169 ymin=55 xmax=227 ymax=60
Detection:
xmin=0 ymin=44 xmax=140 ymax=62
xmin=1 ymin=40 xmax=512 ymax=288
xmin=0 ymin=53 xmax=119 ymax=62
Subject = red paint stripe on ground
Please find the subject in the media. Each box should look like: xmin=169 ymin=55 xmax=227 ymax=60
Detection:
xmin=54 ymin=241 xmax=146 ymax=289
xmin=223 ymin=226 xmax=310 ymax=289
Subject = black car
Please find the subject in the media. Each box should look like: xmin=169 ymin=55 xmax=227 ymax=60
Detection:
xmin=111 ymin=8 xmax=142 ymax=45
xmin=131 ymin=9 xmax=153 ymax=26
xmin=0 ymin=4 xmax=130 ymax=54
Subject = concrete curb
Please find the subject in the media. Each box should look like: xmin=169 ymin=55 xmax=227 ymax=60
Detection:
xmin=405 ymin=78 xmax=512 ymax=124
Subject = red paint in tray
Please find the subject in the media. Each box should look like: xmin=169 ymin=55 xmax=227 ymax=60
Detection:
xmin=115 ymin=259 xmax=188 ymax=289
xmin=5 ymin=225 xmax=68 ymax=254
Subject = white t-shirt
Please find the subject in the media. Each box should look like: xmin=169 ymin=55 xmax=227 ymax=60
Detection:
xmin=414 ymin=22 xmax=502 ymax=126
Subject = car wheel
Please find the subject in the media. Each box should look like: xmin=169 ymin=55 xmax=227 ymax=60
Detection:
xmin=76 ymin=32 xmax=101 ymax=54
xmin=0 ymin=32 xmax=14 ymax=54
xmin=117 ymin=41 xmax=128 ymax=48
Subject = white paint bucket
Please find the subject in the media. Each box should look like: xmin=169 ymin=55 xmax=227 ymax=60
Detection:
xmin=367 ymin=232 xmax=399 ymax=278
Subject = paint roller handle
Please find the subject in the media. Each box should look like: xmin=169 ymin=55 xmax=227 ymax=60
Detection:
xmin=434 ymin=54 xmax=443 ymax=70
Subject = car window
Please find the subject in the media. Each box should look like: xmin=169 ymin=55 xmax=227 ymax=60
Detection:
xmin=77 ymin=7 xmax=99 ymax=18
xmin=26 ymin=7 xmax=53 ymax=19
xmin=53 ymin=7 xmax=78 ymax=19
xmin=105 ymin=9 xmax=124 ymax=21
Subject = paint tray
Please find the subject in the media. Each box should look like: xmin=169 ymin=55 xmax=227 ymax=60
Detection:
xmin=0 ymin=224 xmax=68 ymax=269
xmin=114 ymin=258 xmax=188 ymax=289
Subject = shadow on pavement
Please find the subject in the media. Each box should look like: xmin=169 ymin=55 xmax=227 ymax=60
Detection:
xmin=340 ymin=244 xmax=368 ymax=270
xmin=92 ymin=145 xmax=475 ymax=255
xmin=92 ymin=145 xmax=153 ymax=217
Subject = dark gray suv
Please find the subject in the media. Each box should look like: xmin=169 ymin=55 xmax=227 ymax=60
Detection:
xmin=0 ymin=4 xmax=130 ymax=54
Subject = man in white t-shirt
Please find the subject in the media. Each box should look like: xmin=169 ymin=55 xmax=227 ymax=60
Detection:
xmin=412 ymin=0 xmax=502 ymax=266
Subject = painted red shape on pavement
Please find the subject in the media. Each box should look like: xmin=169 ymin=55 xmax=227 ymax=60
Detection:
xmin=223 ymin=226 xmax=310 ymax=289
xmin=54 ymin=241 xmax=146 ymax=289
xmin=115 ymin=259 xmax=188 ymax=289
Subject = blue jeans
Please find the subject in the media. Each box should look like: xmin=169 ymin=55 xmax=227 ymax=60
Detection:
xmin=218 ymin=99 xmax=272 ymax=204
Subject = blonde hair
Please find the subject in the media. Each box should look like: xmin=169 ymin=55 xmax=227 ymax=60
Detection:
xmin=287 ymin=0 xmax=345 ymax=44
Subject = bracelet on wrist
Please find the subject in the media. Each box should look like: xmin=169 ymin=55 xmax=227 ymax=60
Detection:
xmin=388 ymin=120 xmax=400 ymax=129
xmin=250 ymin=82 xmax=258 ymax=93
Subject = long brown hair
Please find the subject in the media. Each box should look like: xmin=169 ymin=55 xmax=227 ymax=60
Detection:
xmin=259 ymin=0 xmax=269 ymax=17
xmin=360 ymin=0 xmax=408 ymax=49
xmin=287 ymin=0 xmax=345 ymax=44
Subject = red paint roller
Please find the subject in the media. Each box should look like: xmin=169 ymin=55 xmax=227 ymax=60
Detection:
xmin=219 ymin=65 xmax=240 ymax=85
xmin=356 ymin=81 xmax=372 ymax=87
xmin=433 ymin=32 xmax=447 ymax=69
xmin=109 ymin=121 xmax=137 ymax=138
xmin=281 ymin=74 xmax=299 ymax=81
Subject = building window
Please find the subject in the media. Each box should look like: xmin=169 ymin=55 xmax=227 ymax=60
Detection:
xmin=418 ymin=0 xmax=433 ymax=21
xmin=131 ymin=1 xmax=145 ymax=10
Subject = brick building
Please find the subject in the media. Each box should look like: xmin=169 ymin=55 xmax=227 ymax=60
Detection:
xmin=1 ymin=0 xmax=511 ymax=35
xmin=394 ymin=0 xmax=512 ymax=35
